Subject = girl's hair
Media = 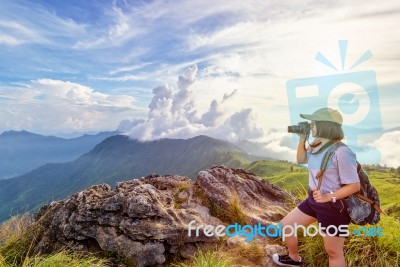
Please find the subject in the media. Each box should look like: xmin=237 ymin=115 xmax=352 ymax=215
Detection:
xmin=315 ymin=121 xmax=344 ymax=141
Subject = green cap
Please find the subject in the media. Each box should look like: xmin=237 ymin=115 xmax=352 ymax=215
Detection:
xmin=300 ymin=107 xmax=343 ymax=125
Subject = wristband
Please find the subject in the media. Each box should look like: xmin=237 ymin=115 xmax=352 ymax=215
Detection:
xmin=330 ymin=191 xmax=336 ymax=203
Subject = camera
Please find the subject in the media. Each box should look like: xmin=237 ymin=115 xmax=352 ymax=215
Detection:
xmin=288 ymin=121 xmax=310 ymax=135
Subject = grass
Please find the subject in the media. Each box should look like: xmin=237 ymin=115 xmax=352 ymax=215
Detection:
xmin=18 ymin=251 xmax=109 ymax=267
xmin=0 ymin=254 xmax=6 ymax=267
xmin=229 ymin=243 xmax=265 ymax=265
xmin=367 ymin=170 xmax=400 ymax=219
xmin=0 ymin=216 xmax=42 ymax=266
xmin=0 ymin=214 xmax=109 ymax=267
xmin=227 ymin=191 xmax=247 ymax=226
xmin=244 ymin=160 xmax=305 ymax=178
xmin=208 ymin=191 xmax=248 ymax=225
xmin=173 ymin=249 xmax=232 ymax=267
xmin=0 ymin=214 xmax=32 ymax=247
xmin=193 ymin=184 xmax=248 ymax=225
xmin=171 ymin=240 xmax=266 ymax=267
xmin=296 ymin=216 xmax=400 ymax=266
xmin=174 ymin=182 xmax=190 ymax=209
xmin=216 ymin=152 xmax=248 ymax=168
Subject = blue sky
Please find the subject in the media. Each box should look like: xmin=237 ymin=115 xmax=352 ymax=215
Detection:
xmin=1 ymin=0 xmax=399 ymax=165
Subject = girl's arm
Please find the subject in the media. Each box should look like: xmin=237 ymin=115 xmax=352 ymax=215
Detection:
xmin=297 ymin=135 xmax=308 ymax=164
xmin=312 ymin=183 xmax=360 ymax=203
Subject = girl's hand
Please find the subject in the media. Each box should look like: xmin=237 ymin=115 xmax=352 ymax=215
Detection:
xmin=311 ymin=189 xmax=330 ymax=203
xmin=297 ymin=133 xmax=307 ymax=141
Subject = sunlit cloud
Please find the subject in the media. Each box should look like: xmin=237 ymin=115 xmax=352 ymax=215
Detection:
xmin=121 ymin=65 xmax=264 ymax=142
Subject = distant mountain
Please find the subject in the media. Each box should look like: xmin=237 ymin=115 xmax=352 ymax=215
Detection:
xmin=383 ymin=126 xmax=400 ymax=134
xmin=0 ymin=130 xmax=117 ymax=179
xmin=0 ymin=135 xmax=253 ymax=222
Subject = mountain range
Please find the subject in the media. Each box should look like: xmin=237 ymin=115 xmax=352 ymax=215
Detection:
xmin=0 ymin=130 xmax=117 ymax=179
xmin=0 ymin=134 xmax=260 ymax=222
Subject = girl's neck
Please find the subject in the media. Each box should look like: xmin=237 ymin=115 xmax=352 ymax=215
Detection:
xmin=309 ymin=137 xmax=331 ymax=148
xmin=320 ymin=138 xmax=330 ymax=145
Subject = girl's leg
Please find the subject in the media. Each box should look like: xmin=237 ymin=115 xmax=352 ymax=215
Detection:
xmin=322 ymin=235 xmax=346 ymax=267
xmin=280 ymin=207 xmax=317 ymax=261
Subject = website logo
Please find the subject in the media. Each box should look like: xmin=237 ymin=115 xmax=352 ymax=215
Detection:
xmin=188 ymin=220 xmax=383 ymax=242
xmin=286 ymin=40 xmax=382 ymax=164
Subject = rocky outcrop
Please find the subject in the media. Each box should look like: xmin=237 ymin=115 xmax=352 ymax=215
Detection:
xmin=33 ymin=166 xmax=293 ymax=267
xmin=195 ymin=166 xmax=291 ymax=224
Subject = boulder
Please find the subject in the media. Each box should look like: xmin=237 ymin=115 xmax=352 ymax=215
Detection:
xmin=33 ymin=166 xmax=293 ymax=266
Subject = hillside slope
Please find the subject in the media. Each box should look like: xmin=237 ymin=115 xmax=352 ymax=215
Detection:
xmin=0 ymin=135 xmax=250 ymax=221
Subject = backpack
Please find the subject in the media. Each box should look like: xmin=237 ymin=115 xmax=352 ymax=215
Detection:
xmin=315 ymin=141 xmax=382 ymax=225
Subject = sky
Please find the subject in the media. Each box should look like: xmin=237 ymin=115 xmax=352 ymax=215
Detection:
xmin=0 ymin=0 xmax=399 ymax=166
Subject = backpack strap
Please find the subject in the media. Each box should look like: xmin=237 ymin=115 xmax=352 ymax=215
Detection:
xmin=354 ymin=192 xmax=383 ymax=214
xmin=315 ymin=141 xmax=336 ymax=191
xmin=355 ymin=164 xmax=384 ymax=214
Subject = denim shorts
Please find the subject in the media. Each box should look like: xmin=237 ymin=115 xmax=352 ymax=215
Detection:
xmin=298 ymin=190 xmax=350 ymax=237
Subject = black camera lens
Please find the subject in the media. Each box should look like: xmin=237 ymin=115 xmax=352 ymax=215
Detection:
xmin=288 ymin=125 xmax=300 ymax=133
xmin=288 ymin=122 xmax=310 ymax=135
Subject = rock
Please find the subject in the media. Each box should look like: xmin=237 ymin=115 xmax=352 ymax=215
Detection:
xmin=195 ymin=166 xmax=294 ymax=224
xmin=226 ymin=236 xmax=248 ymax=247
xmin=33 ymin=166 xmax=293 ymax=266
xmin=179 ymin=243 xmax=198 ymax=259
xmin=264 ymin=244 xmax=286 ymax=256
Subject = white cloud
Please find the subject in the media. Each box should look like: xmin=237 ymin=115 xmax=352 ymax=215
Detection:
xmin=117 ymin=119 xmax=144 ymax=132
xmin=0 ymin=35 xmax=22 ymax=46
xmin=0 ymin=2 xmax=85 ymax=47
xmin=122 ymin=65 xmax=264 ymax=142
xmin=0 ymin=20 xmax=44 ymax=45
xmin=73 ymin=4 xmax=142 ymax=49
xmin=109 ymin=63 xmax=153 ymax=75
xmin=372 ymin=131 xmax=400 ymax=167
xmin=0 ymin=79 xmax=142 ymax=134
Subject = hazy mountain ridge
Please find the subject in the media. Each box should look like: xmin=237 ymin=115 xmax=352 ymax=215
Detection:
xmin=0 ymin=130 xmax=117 ymax=179
xmin=0 ymin=135 xmax=255 ymax=222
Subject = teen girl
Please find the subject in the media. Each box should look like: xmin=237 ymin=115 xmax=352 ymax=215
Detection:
xmin=273 ymin=108 xmax=360 ymax=267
